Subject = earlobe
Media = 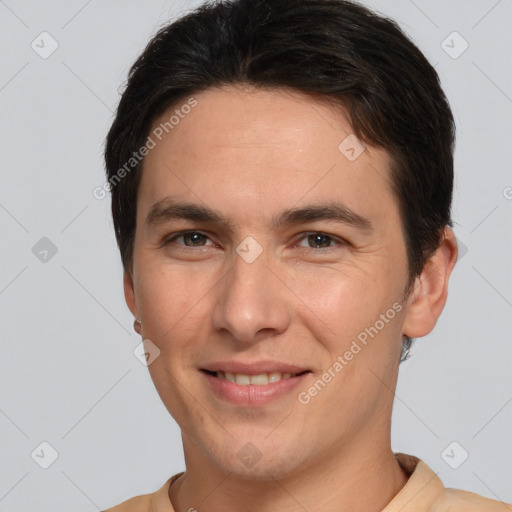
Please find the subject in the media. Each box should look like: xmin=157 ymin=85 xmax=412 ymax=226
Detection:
xmin=402 ymin=227 xmax=458 ymax=339
xmin=123 ymin=269 xmax=139 ymax=319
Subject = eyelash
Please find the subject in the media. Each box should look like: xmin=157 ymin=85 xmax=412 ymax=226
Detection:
xmin=162 ymin=230 xmax=346 ymax=251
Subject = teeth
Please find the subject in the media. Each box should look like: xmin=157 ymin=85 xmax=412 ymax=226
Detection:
xmin=215 ymin=371 xmax=296 ymax=385
xmin=250 ymin=374 xmax=269 ymax=385
xmin=235 ymin=374 xmax=251 ymax=385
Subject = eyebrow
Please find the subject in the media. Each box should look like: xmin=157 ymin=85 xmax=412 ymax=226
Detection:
xmin=145 ymin=197 xmax=373 ymax=233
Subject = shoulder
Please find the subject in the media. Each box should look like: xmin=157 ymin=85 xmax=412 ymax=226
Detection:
xmin=101 ymin=473 xmax=183 ymax=512
xmin=434 ymin=487 xmax=512 ymax=511
xmin=391 ymin=453 xmax=511 ymax=512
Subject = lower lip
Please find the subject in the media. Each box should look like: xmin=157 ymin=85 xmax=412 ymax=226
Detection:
xmin=202 ymin=371 xmax=310 ymax=407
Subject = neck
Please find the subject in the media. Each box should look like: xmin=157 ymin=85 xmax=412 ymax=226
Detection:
xmin=169 ymin=437 xmax=409 ymax=512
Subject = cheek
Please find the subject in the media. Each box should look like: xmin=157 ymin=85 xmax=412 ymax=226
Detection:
xmin=134 ymin=265 xmax=213 ymax=419
xmin=135 ymin=263 xmax=213 ymax=348
xmin=286 ymin=264 xmax=391 ymax=345
xmin=288 ymin=262 xmax=406 ymax=390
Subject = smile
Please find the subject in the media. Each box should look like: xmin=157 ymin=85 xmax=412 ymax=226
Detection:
xmin=207 ymin=370 xmax=309 ymax=386
xmin=201 ymin=369 xmax=312 ymax=406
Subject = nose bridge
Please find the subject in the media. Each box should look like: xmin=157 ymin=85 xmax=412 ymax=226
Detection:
xmin=211 ymin=243 xmax=290 ymax=343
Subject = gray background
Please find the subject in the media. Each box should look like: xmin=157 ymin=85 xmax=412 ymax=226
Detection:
xmin=0 ymin=0 xmax=511 ymax=510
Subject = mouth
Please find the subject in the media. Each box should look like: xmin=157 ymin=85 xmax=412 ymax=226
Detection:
xmin=201 ymin=369 xmax=311 ymax=386
xmin=200 ymin=367 xmax=313 ymax=406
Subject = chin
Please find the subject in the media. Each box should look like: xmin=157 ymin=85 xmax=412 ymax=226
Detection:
xmin=205 ymin=434 xmax=305 ymax=481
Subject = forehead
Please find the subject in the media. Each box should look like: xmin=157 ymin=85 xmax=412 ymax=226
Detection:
xmin=151 ymin=84 xmax=357 ymax=152
xmin=138 ymin=85 xmax=397 ymax=231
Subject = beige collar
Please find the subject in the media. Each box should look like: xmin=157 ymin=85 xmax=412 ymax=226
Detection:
xmin=150 ymin=453 xmax=445 ymax=512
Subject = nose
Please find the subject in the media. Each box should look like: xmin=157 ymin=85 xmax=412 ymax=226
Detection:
xmin=211 ymin=246 xmax=291 ymax=345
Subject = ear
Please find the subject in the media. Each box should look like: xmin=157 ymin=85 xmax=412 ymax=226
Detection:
xmin=402 ymin=227 xmax=458 ymax=338
xmin=123 ymin=269 xmax=139 ymax=319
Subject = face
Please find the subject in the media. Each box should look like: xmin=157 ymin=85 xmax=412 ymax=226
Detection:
xmin=125 ymin=85 xmax=414 ymax=479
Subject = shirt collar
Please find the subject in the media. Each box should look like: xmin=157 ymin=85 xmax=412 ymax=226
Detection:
xmin=382 ymin=453 xmax=445 ymax=511
xmin=151 ymin=472 xmax=183 ymax=512
xmin=150 ymin=453 xmax=445 ymax=512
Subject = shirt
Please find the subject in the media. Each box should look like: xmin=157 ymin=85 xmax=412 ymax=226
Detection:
xmin=102 ymin=452 xmax=512 ymax=511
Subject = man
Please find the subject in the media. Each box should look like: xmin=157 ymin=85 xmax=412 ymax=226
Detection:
xmin=102 ymin=0 xmax=511 ymax=510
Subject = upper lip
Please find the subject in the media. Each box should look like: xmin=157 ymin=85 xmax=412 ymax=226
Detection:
xmin=201 ymin=361 xmax=311 ymax=375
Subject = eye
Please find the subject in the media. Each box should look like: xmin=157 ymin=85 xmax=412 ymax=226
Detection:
xmin=164 ymin=231 xmax=214 ymax=247
xmin=295 ymin=232 xmax=344 ymax=250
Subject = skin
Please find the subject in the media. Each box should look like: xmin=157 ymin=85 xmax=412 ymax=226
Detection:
xmin=124 ymin=84 xmax=458 ymax=512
